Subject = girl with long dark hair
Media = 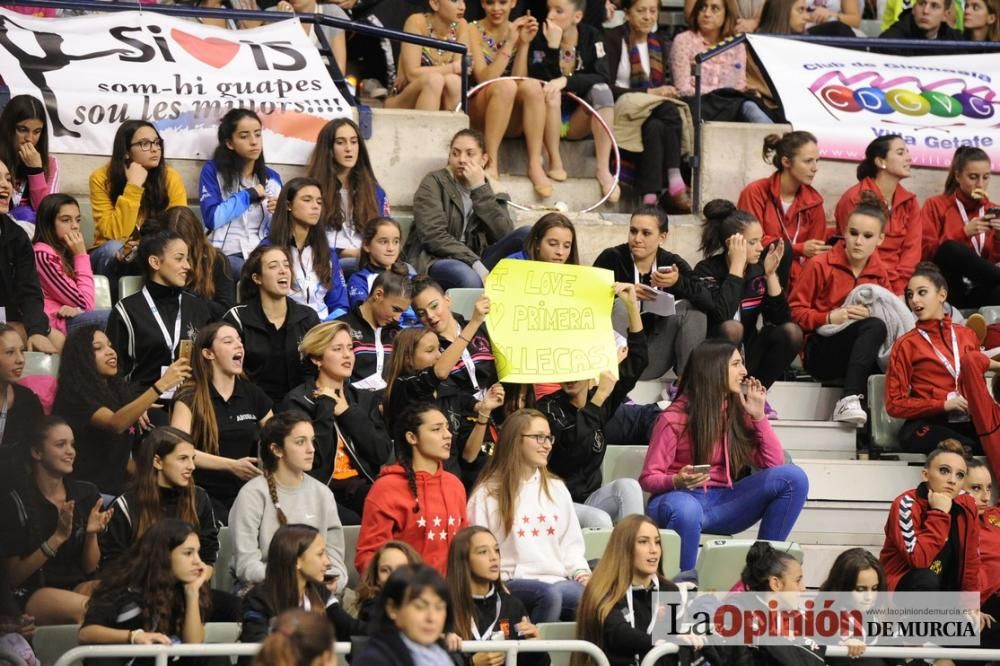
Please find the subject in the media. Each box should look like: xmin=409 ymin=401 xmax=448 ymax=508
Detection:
xmin=640 ymin=339 xmax=808 ymax=571
xmin=0 ymin=94 xmax=58 ymax=225
xmin=163 ymin=206 xmax=236 ymax=319
xmin=332 ymin=541 xmax=422 ymax=640
xmin=200 ymin=109 xmax=282 ymax=276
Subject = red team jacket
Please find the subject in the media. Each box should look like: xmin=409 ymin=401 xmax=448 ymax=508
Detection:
xmin=920 ymin=190 xmax=1000 ymax=262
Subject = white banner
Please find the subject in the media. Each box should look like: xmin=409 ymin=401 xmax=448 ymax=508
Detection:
xmin=746 ymin=34 xmax=999 ymax=169
xmin=0 ymin=8 xmax=350 ymax=164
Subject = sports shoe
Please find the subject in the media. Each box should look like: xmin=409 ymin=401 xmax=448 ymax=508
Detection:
xmin=832 ymin=394 xmax=867 ymax=427
xmin=361 ymin=78 xmax=388 ymax=100
xmin=967 ymin=313 xmax=988 ymax=346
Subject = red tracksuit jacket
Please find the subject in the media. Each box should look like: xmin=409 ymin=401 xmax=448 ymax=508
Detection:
xmin=920 ymin=190 xmax=1000 ymax=262
xmin=980 ymin=506 xmax=1000 ymax=602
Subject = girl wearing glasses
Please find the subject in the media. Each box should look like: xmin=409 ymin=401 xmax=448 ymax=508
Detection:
xmin=88 ymin=120 xmax=187 ymax=278
xmin=467 ymin=408 xmax=591 ymax=623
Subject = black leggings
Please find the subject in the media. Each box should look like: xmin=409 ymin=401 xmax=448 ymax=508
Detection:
xmin=717 ymin=320 xmax=804 ymax=389
xmin=804 ymin=318 xmax=887 ymax=397
xmin=934 ymin=240 xmax=1000 ymax=308
xmin=899 ymin=416 xmax=981 ymax=456
xmin=622 ymin=103 xmax=682 ymax=196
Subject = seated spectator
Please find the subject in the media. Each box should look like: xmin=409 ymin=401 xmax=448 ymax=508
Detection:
xmin=804 ymin=0 xmax=863 ymax=30
xmin=507 ymin=212 xmax=579 ymax=263
xmin=880 ymin=0 xmax=963 ymax=37
xmin=539 ymin=284 xmax=647 ymax=529
xmin=965 ymin=459 xmax=1000 ymax=652
xmin=105 ymin=228 xmax=211 ymax=389
xmin=229 ymin=411 xmax=347 ymax=591
xmin=281 ymin=321 xmax=393 ymax=524
xmin=385 ymin=1 xmax=467 ymax=111
xmin=88 ymin=120 xmax=186 ymax=278
xmin=53 ymin=326 xmax=185 ymax=497
xmin=467 ymin=408 xmax=590 ymax=623
xmin=0 ymin=417 xmax=111 ymax=625
xmin=272 ymin=0 xmax=349 ymax=74
xmin=171 ymin=322 xmax=272 ymax=516
xmin=920 ymin=147 xmax=1000 ymax=308
xmin=346 ymin=218 xmax=418 ymax=326
xmin=744 ymin=0 xmax=809 ymax=118
xmin=693 ymin=200 xmax=803 ymax=396
xmin=78 ymin=519 xmax=212 ymax=658
xmin=0 ymin=324 xmax=43 ymax=458
xmin=0 ymin=159 xmax=57 ymax=353
xmin=331 ymin=540 xmax=422 ymax=640
xmin=223 ymin=246 xmax=320 ymax=404
xmin=239 ymin=524 xmax=340 ymax=645
xmin=964 ymin=0 xmax=1000 ymax=38
xmin=835 ymin=135 xmax=920 ymax=296
xmin=593 ymin=205 xmax=710 ymax=381
xmin=163 ymin=206 xmax=236 ymax=319
xmin=353 ymin=565 xmax=459 ymax=666
xmin=405 ymin=129 xmax=524 ymax=290
xmin=355 ymin=403 xmax=468 ymax=575
xmin=789 ymin=203 xmax=891 ymax=426
xmin=0 ymin=95 xmax=58 ymax=228
xmin=446 ymin=526 xmax=548 ymax=664
xmin=252 ymin=609 xmax=335 ymax=666
xmin=880 ymin=440 xmax=978 ymax=593
xmin=640 ymin=340 xmax=808 ymax=572
xmin=336 ymin=268 xmax=411 ymax=390
xmin=199 ymin=109 xmax=281 ymax=277
xmin=266 ymin=178 xmax=349 ymax=321
xmin=306 ymin=118 xmax=390 ymax=275
xmin=738 ymin=132 xmax=827 ymax=289
xmin=32 ymin=194 xmax=108 ymax=345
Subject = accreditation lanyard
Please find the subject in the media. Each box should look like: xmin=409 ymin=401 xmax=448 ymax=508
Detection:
xmin=455 ymin=323 xmax=482 ymax=398
xmin=917 ymin=325 xmax=961 ymax=391
xmin=955 ymin=200 xmax=986 ymax=256
xmin=374 ymin=327 xmax=385 ymax=376
xmin=142 ymin=287 xmax=182 ymax=357
xmin=634 ymin=259 xmax=658 ymax=286
xmin=0 ymin=388 xmax=9 ymax=444
xmin=771 ymin=193 xmax=802 ymax=246
xmin=470 ymin=590 xmax=503 ymax=641
xmin=625 ymin=578 xmax=660 ymax=636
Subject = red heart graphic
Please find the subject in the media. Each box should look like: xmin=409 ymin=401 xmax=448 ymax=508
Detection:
xmin=170 ymin=28 xmax=241 ymax=69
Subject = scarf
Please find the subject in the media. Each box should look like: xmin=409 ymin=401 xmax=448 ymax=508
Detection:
xmin=627 ymin=26 xmax=665 ymax=90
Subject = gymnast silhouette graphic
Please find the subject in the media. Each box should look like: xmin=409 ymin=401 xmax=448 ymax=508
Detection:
xmin=0 ymin=13 xmax=128 ymax=137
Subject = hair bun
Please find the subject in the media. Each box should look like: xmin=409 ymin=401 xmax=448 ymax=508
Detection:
xmin=702 ymin=198 xmax=736 ymax=223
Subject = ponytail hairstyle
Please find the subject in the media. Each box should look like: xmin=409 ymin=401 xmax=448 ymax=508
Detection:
xmin=259 ymin=524 xmax=325 ymax=616
xmin=761 ymin=131 xmax=817 ymax=173
xmin=944 ymin=146 xmax=992 ymax=194
xmin=107 ymin=120 xmax=169 ymax=222
xmin=138 ymin=227 xmax=187 ymax=282
xmin=369 ymin=265 xmax=413 ymax=301
xmin=382 ymin=327 xmax=438 ymax=411
xmin=740 ymin=541 xmax=799 ymax=592
xmin=268 ymin=177 xmax=332 ymax=289
xmin=239 ymin=244 xmax=292 ymax=303
xmin=409 ymin=274 xmax=447 ymax=304
xmin=355 ymin=541 xmax=423 ymax=609
xmin=164 ymin=206 xmax=221 ymax=300
xmin=909 ymin=261 xmax=948 ymax=292
xmin=259 ymin=411 xmax=315 ymax=526
xmin=132 ymin=427 xmax=200 ymax=542
xmin=447 ymin=526 xmax=501 ymax=640
xmin=213 ymin=108 xmax=269 ymax=194
xmin=857 ymin=134 xmax=903 ymax=181
xmin=306 ymin=118 xmax=381 ymax=239
xmin=31 ymin=193 xmax=81 ymax=278
xmin=372 ymin=564 xmax=454 ymax=636
xmin=631 ymin=204 xmax=669 ymax=234
xmin=819 ymin=547 xmax=886 ymax=593
xmin=252 ymin=608 xmax=334 ymax=666
xmin=925 ymin=437 xmax=970 ymax=468
xmin=392 ymin=402 xmax=447 ymax=515
xmin=699 ymin=199 xmax=758 ymax=257
xmin=359 ymin=217 xmax=404 ymax=270
xmin=174 ymin=322 xmax=242 ymax=457
xmin=524 ymin=212 xmax=580 ymax=265
xmin=847 ymin=190 xmax=888 ymax=231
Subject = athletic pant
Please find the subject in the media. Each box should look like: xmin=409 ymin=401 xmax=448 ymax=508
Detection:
xmin=934 ymin=241 xmax=1000 ymax=309
xmin=804 ymin=318 xmax=887 ymax=397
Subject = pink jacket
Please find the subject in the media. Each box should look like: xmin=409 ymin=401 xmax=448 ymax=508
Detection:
xmin=33 ymin=242 xmax=95 ymax=334
xmin=639 ymin=396 xmax=786 ymax=494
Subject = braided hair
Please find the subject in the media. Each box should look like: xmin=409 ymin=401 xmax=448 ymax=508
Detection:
xmin=392 ymin=402 xmax=445 ymax=515
xmin=259 ymin=411 xmax=314 ymax=526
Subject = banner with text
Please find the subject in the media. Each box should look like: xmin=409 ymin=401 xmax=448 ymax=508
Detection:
xmin=485 ymin=259 xmax=617 ymax=383
xmin=746 ymin=34 xmax=999 ymax=169
xmin=0 ymin=8 xmax=349 ymax=164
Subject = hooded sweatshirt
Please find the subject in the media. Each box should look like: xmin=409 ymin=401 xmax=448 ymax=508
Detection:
xmin=354 ymin=462 xmax=467 ymax=576
xmin=33 ymin=242 xmax=96 ymax=334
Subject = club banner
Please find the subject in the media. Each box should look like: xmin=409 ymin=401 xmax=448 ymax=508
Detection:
xmin=0 ymin=8 xmax=350 ymax=164
xmin=746 ymin=34 xmax=998 ymax=169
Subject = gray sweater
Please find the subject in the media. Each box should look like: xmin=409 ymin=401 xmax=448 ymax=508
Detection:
xmin=229 ymin=474 xmax=347 ymax=591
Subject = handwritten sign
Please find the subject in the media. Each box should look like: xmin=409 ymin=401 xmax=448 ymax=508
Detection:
xmin=485 ymin=259 xmax=617 ymax=383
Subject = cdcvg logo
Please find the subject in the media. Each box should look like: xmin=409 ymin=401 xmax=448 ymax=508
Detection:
xmin=809 ymin=71 xmax=996 ymax=120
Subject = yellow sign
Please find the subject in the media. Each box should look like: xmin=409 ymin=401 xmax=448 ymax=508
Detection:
xmin=484 ymin=259 xmax=617 ymax=383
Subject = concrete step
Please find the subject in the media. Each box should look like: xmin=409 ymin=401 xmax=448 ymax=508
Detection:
xmin=800 ymin=544 xmax=881 ymax=588
xmin=796 ymin=459 xmax=923 ymax=503
xmin=733 ymin=500 xmax=890 ymax=547
xmin=767 ymin=382 xmax=841 ymax=422
xmin=774 ymin=420 xmax=859 ymax=460
xmin=498 ymin=135 xmax=597 ymax=182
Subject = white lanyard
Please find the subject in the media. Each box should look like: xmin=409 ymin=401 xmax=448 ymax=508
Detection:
xmin=470 ymin=590 xmax=503 ymax=641
xmin=141 ymin=287 xmax=182 ymax=356
xmin=773 ymin=194 xmax=802 ymax=246
xmin=955 ymin=200 xmax=986 ymax=255
xmin=634 ymin=259 xmax=657 ymax=285
xmin=917 ymin=325 xmax=961 ymax=390
xmin=456 ymin=323 xmax=482 ymax=395
xmin=0 ymin=387 xmax=9 ymax=444
xmin=374 ymin=327 xmax=385 ymax=376
xmin=625 ymin=578 xmax=659 ymax=636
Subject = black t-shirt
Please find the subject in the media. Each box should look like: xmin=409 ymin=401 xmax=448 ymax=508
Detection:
xmin=0 ymin=478 xmax=101 ymax=596
xmin=187 ymin=380 xmax=272 ymax=512
xmin=256 ymin=317 xmax=292 ymax=403
xmin=0 ymin=384 xmax=44 ymax=484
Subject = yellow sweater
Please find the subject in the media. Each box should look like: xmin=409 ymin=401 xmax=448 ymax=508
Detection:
xmin=89 ymin=164 xmax=188 ymax=246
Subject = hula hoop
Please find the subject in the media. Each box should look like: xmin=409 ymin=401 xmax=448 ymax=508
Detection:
xmin=460 ymin=76 xmax=621 ymax=214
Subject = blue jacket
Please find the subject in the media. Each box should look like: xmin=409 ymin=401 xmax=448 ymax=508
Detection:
xmin=199 ymin=159 xmax=283 ymax=255
xmin=347 ymin=265 xmax=419 ymax=327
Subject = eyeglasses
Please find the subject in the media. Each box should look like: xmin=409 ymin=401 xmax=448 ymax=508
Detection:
xmin=522 ymin=433 xmax=555 ymax=445
xmin=130 ymin=139 xmax=163 ymax=152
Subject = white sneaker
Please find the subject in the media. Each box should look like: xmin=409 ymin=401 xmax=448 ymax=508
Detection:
xmin=832 ymin=394 xmax=867 ymax=427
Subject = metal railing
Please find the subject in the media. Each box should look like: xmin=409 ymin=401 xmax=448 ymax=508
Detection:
xmin=0 ymin=0 xmax=471 ymax=112
xmin=51 ymin=639 xmax=613 ymax=666
xmin=689 ymin=34 xmax=1000 ymax=214
xmin=640 ymin=641 xmax=1000 ymax=665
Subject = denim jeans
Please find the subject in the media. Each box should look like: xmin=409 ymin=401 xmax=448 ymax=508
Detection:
xmin=66 ymin=309 xmax=112 ymax=335
xmin=646 ymin=464 xmax=809 ymax=571
xmin=426 ymin=226 xmax=531 ymax=290
xmin=506 ymin=578 xmax=584 ymax=623
xmin=90 ymin=241 xmax=124 ymax=278
xmin=574 ymin=479 xmax=646 ymax=529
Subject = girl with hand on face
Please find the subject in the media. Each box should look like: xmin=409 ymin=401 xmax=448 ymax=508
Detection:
xmin=266 ymin=178 xmax=349 ymax=322
xmin=964 ymin=0 xmax=1000 ymax=39
xmin=281 ymin=321 xmax=394 ymax=524
xmin=79 ymin=519 xmax=212 ymax=660
xmin=0 ymin=95 xmax=58 ymax=228
xmin=789 ymin=202 xmax=890 ymax=427
xmin=306 ymin=118 xmax=390 ymax=275
xmin=32 ymin=194 xmax=104 ymax=348
xmin=224 ymin=246 xmax=320 ymax=404
xmin=346 ymin=218 xmax=419 ymax=326
xmin=229 ymin=412 xmax=348 ymax=592
xmin=468 ymin=409 xmax=591 ymax=624
xmin=920 ymin=147 xmax=1000 ymax=308
xmin=165 ymin=206 xmax=236 ymax=320
xmin=332 ymin=541 xmax=423 ymax=640
xmin=355 ymin=403 xmax=468 ymax=576
xmin=200 ymin=109 xmax=282 ymax=278
xmin=88 ymin=121 xmax=187 ymax=278
xmin=738 ymin=131 xmax=826 ymax=289
xmin=171 ymin=322 xmax=272 ymax=516
xmin=835 ymin=135 xmax=919 ymax=296
xmin=386 ymin=0 xmax=468 ymax=112
xmin=693 ymin=200 xmax=803 ymax=395
xmin=881 ymin=440 xmax=980 ymax=594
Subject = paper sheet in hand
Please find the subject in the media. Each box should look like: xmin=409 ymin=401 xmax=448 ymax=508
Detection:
xmin=640 ymin=288 xmax=676 ymax=317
